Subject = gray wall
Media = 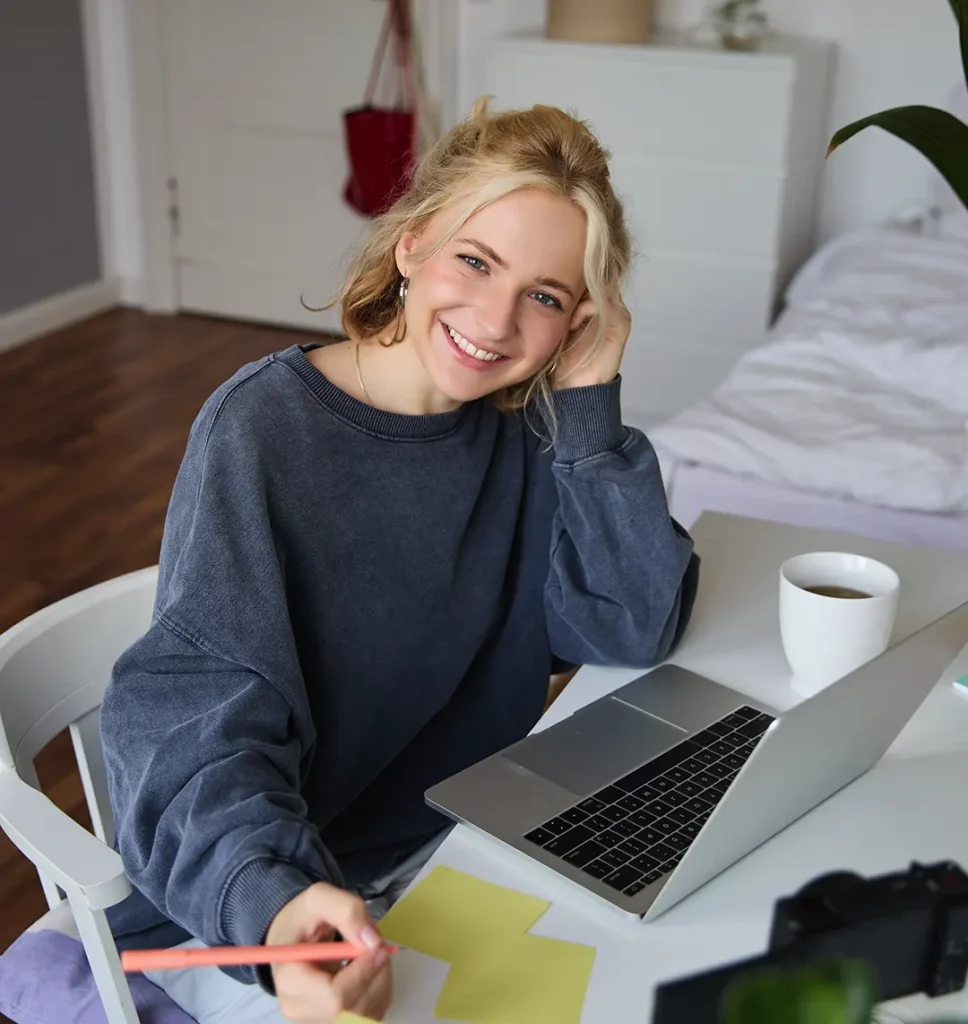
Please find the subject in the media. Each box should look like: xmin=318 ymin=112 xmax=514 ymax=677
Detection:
xmin=0 ymin=1 xmax=102 ymax=315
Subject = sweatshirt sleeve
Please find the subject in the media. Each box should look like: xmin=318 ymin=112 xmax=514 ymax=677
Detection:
xmin=102 ymin=625 xmax=337 ymax=952
xmin=100 ymin=375 xmax=338 ymax=968
xmin=544 ymin=376 xmax=700 ymax=667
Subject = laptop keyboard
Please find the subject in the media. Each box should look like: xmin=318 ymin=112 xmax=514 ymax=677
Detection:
xmin=523 ymin=704 xmax=774 ymax=898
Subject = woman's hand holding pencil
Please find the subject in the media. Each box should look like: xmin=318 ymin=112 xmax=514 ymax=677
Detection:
xmin=263 ymin=882 xmax=393 ymax=1023
xmin=122 ymin=881 xmax=394 ymax=1024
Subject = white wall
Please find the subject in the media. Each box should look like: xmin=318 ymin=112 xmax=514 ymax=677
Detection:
xmin=458 ymin=0 xmax=963 ymax=241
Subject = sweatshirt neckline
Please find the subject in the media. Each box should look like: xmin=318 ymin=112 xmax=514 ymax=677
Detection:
xmin=279 ymin=344 xmax=473 ymax=440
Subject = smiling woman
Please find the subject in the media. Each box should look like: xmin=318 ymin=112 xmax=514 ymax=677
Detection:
xmin=346 ymin=189 xmax=591 ymax=412
xmin=320 ymin=99 xmax=633 ymax=418
xmin=98 ymin=98 xmax=699 ymax=1024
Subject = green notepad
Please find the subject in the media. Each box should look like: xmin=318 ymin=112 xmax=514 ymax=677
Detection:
xmin=378 ymin=866 xmax=550 ymax=962
xmin=378 ymin=865 xmax=596 ymax=1024
xmin=437 ymin=931 xmax=596 ymax=1024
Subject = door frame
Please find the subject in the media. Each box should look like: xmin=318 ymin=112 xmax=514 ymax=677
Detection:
xmin=127 ymin=0 xmax=459 ymax=314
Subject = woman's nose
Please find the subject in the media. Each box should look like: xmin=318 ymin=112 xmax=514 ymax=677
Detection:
xmin=473 ymin=290 xmax=517 ymax=342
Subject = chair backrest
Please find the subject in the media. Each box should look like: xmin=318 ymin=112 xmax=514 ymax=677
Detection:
xmin=0 ymin=567 xmax=158 ymax=849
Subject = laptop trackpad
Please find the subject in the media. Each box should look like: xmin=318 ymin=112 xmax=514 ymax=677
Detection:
xmin=503 ymin=698 xmax=687 ymax=797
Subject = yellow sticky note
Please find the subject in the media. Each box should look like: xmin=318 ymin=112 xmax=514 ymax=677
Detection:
xmin=378 ymin=866 xmax=550 ymax=963
xmin=335 ymin=1015 xmax=379 ymax=1024
xmin=436 ymin=932 xmax=596 ymax=1024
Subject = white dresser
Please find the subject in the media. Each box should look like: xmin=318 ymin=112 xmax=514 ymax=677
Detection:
xmin=485 ymin=31 xmax=835 ymax=422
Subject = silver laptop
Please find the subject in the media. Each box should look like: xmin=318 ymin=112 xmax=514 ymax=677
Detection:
xmin=426 ymin=601 xmax=968 ymax=921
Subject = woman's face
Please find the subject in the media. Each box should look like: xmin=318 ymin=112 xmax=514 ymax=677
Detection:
xmin=395 ymin=188 xmax=588 ymax=404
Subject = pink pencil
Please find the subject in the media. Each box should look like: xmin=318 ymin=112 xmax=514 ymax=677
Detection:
xmin=121 ymin=941 xmax=400 ymax=973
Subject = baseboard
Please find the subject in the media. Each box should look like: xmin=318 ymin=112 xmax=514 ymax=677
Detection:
xmin=119 ymin=274 xmax=144 ymax=306
xmin=0 ymin=278 xmax=122 ymax=354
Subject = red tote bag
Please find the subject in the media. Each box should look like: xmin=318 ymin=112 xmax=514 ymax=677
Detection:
xmin=342 ymin=0 xmax=416 ymax=217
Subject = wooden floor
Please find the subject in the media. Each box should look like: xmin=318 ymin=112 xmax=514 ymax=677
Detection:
xmin=0 ymin=309 xmax=327 ymax=967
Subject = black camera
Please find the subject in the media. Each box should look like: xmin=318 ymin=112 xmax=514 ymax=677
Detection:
xmin=651 ymin=860 xmax=968 ymax=1023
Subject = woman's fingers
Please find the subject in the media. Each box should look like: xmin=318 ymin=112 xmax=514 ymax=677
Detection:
xmin=297 ymin=883 xmax=384 ymax=951
xmin=330 ymin=946 xmax=394 ymax=1017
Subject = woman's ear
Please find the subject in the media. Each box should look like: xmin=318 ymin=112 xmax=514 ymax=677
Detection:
xmin=394 ymin=230 xmax=420 ymax=278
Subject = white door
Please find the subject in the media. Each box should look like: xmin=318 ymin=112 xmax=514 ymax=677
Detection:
xmin=163 ymin=0 xmax=394 ymax=334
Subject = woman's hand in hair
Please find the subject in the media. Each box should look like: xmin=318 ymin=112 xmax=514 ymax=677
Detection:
xmin=552 ymin=289 xmax=631 ymax=391
xmin=267 ymin=882 xmax=393 ymax=1023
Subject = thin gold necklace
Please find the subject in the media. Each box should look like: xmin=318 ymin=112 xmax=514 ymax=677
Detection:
xmin=354 ymin=341 xmax=373 ymax=404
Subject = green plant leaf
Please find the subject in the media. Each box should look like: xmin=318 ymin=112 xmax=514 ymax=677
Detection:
xmin=720 ymin=960 xmax=877 ymax=1024
xmin=827 ymin=104 xmax=968 ymax=211
xmin=949 ymin=0 xmax=968 ymax=93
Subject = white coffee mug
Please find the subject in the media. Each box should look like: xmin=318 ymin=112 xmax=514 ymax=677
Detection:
xmin=779 ymin=551 xmax=900 ymax=696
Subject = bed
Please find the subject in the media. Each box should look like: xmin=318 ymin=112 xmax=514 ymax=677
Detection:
xmin=647 ymin=207 xmax=968 ymax=553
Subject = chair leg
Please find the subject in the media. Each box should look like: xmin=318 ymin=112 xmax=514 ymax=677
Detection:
xmin=39 ymin=872 xmax=65 ymax=909
xmin=69 ymin=895 xmax=141 ymax=1024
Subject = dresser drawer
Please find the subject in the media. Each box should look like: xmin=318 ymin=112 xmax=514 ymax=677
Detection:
xmin=484 ymin=31 xmax=832 ymax=422
xmin=626 ymin=254 xmax=776 ymax=345
xmin=487 ymin=41 xmax=794 ymax=168
xmin=619 ymin=332 xmax=748 ymax=419
xmin=613 ymin=157 xmax=784 ymax=259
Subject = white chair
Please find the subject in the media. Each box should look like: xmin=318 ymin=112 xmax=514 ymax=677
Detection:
xmin=0 ymin=566 xmax=159 ymax=1024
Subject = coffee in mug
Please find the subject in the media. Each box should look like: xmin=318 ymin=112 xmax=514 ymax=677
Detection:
xmin=779 ymin=552 xmax=900 ymax=697
xmin=802 ymin=584 xmax=872 ymax=600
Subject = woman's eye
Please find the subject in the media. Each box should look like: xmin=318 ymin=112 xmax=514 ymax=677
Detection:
xmin=459 ymin=254 xmax=487 ymax=271
xmin=532 ymin=292 xmax=562 ymax=310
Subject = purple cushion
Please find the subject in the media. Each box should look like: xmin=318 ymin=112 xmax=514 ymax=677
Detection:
xmin=0 ymin=929 xmax=195 ymax=1024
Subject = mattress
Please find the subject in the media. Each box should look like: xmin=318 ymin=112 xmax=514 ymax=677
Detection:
xmin=661 ymin=456 xmax=968 ymax=554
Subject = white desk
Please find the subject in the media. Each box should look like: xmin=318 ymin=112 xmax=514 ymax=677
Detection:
xmin=387 ymin=513 xmax=968 ymax=1022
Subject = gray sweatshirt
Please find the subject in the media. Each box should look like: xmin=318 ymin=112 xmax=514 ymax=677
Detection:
xmin=100 ymin=344 xmax=699 ymax=976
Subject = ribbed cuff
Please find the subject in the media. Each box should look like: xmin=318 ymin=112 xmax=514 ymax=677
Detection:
xmin=220 ymin=857 xmax=315 ymax=948
xmin=549 ymin=376 xmax=628 ymax=464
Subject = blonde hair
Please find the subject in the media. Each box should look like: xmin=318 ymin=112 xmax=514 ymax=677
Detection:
xmin=336 ymin=97 xmax=633 ymax=414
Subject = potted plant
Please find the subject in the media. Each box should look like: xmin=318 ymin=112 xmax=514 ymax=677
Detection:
xmin=721 ymin=961 xmax=877 ymax=1024
xmin=713 ymin=0 xmax=768 ymax=52
xmin=720 ymin=959 xmax=964 ymax=1023
xmin=828 ymin=0 xmax=968 ymax=215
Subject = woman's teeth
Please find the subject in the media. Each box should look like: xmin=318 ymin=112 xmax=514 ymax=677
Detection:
xmin=447 ymin=325 xmax=502 ymax=362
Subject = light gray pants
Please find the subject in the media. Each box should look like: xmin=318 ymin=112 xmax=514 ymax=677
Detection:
xmin=356 ymin=827 xmax=452 ymax=922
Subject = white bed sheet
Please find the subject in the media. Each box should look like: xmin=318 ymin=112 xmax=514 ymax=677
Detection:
xmin=661 ymin=456 xmax=968 ymax=554
xmin=649 ymin=227 xmax=968 ymax=514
